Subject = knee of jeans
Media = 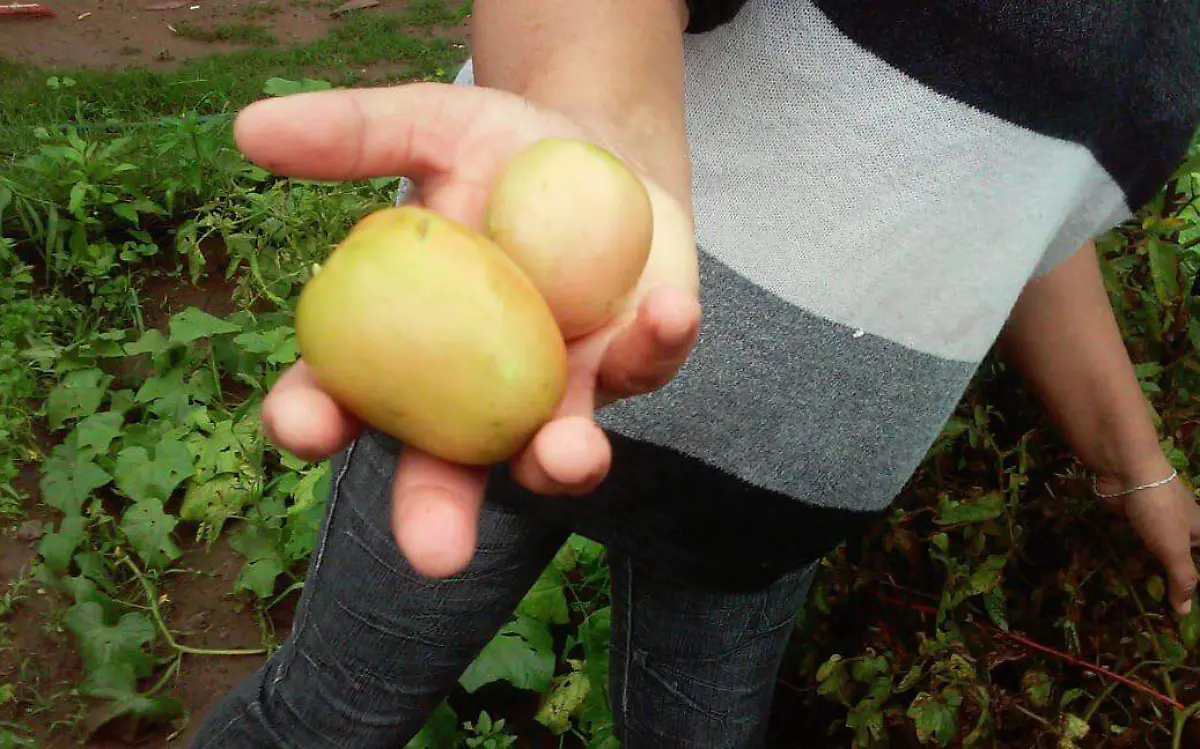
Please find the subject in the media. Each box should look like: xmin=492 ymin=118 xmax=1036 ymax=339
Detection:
xmin=253 ymin=635 xmax=441 ymax=745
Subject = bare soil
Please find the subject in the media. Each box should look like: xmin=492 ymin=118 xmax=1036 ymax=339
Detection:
xmin=1 ymin=0 xmax=361 ymax=70
xmin=0 ymin=269 xmax=294 ymax=747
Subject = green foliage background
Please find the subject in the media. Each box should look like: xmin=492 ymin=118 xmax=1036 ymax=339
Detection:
xmin=1 ymin=6 xmax=1198 ymax=746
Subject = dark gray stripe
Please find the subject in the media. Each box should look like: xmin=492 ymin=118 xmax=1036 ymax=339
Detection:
xmin=597 ymin=250 xmax=977 ymax=513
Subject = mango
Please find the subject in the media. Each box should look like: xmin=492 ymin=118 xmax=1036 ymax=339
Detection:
xmin=295 ymin=206 xmax=568 ymax=465
xmin=485 ymin=138 xmax=653 ymax=339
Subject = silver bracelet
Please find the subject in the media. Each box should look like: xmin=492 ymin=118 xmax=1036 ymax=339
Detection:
xmin=1092 ymin=468 xmax=1179 ymax=500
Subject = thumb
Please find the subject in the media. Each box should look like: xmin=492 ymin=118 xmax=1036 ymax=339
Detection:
xmin=1165 ymin=552 xmax=1198 ymax=616
xmin=1124 ymin=491 xmax=1198 ymax=615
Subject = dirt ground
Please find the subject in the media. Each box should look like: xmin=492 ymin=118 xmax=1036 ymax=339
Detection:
xmin=1 ymin=0 xmax=367 ymax=70
xmin=0 ymin=269 xmax=298 ymax=747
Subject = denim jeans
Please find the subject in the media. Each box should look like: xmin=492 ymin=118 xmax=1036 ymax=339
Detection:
xmin=191 ymin=431 xmax=819 ymax=748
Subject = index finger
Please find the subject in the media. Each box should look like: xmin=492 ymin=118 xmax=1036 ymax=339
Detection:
xmin=232 ymin=84 xmax=514 ymax=183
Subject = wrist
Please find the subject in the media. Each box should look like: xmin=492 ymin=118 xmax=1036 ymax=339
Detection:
xmin=1091 ymin=450 xmax=1176 ymax=496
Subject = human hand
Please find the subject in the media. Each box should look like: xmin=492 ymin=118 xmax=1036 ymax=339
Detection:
xmin=1098 ymin=472 xmax=1200 ymax=616
xmin=233 ymin=82 xmax=701 ymax=578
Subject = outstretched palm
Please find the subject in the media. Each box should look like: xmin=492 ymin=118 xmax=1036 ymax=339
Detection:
xmin=234 ymin=82 xmax=700 ymax=577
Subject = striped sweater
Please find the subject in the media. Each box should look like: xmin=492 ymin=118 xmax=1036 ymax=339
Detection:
xmin=457 ymin=0 xmax=1200 ymax=588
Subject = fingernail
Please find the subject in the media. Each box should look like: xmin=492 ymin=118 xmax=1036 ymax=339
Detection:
xmin=1182 ymin=599 xmax=1193 ymax=616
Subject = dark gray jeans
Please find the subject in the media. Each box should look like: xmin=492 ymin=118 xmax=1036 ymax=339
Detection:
xmin=191 ymin=432 xmax=818 ymax=748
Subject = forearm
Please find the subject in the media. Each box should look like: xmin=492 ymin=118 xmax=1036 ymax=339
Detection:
xmin=470 ymin=0 xmax=692 ymax=206
xmin=998 ymin=241 xmax=1172 ymax=486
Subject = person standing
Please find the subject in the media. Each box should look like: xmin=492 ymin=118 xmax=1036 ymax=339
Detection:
xmin=194 ymin=1 xmax=1200 ymax=746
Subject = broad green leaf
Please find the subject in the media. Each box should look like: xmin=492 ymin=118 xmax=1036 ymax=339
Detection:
xmin=1060 ymin=714 xmax=1089 ymax=741
xmin=968 ymin=555 xmax=1007 ymax=595
xmin=78 ymin=662 xmax=185 ymax=732
xmin=405 ymin=701 xmax=460 ymax=749
xmin=846 ymin=696 xmax=887 ymax=746
xmin=113 ymin=439 xmax=193 ymax=503
xmin=38 ymin=514 xmax=88 ymax=571
xmin=74 ymin=411 xmax=124 ymax=457
xmin=907 ymin=688 xmax=962 ymax=746
xmin=238 ymin=557 xmax=285 ymax=599
xmin=64 ymin=602 xmax=156 ymax=678
xmin=577 ymin=606 xmax=611 ymax=684
xmin=1059 ymin=688 xmax=1086 ymax=710
xmin=269 ymin=336 xmax=299 ymax=364
xmin=535 ymin=667 xmax=591 ymax=735
xmin=517 ymin=564 xmax=569 ymax=625
xmin=112 ymin=203 xmax=139 ymax=224
xmin=282 ymin=462 xmax=330 ymax=560
xmin=1146 ymin=575 xmax=1165 ymax=602
xmin=459 ymin=615 xmax=555 ymax=694
xmin=290 ymin=461 xmax=330 ymax=510
xmin=283 ymin=502 xmax=324 ymax=562
xmin=935 ymin=492 xmax=1004 ymax=525
xmin=180 ymin=473 xmax=254 ymax=531
xmin=555 ymin=533 xmax=606 ymax=573
xmin=587 ymin=734 xmax=620 ymax=749
xmin=168 ymin=307 xmax=241 ymax=345
xmin=230 ymin=522 xmax=286 ymax=598
xmin=1147 ymin=238 xmax=1181 ymax=306
xmin=1022 ymin=668 xmax=1052 ymax=708
xmin=124 ymin=328 xmax=171 ymax=357
xmin=40 ymin=439 xmax=111 ymax=515
xmin=896 ymin=663 xmax=923 ymax=693
xmin=134 ymin=367 xmax=186 ymax=404
xmin=74 ymin=551 xmax=119 ymax=595
xmin=1180 ymin=602 xmax=1199 ymax=651
xmin=121 ymin=500 xmax=182 ymax=568
xmin=851 ymin=655 xmax=890 ymax=683
xmin=816 ymin=654 xmax=851 ymax=701
xmin=45 ymin=367 xmax=110 ymax=429
xmin=233 ymin=326 xmax=298 ymax=364
xmin=983 ymin=586 xmax=1009 ymax=631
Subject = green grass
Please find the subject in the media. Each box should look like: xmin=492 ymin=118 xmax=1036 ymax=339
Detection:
xmin=174 ymin=21 xmax=278 ymax=46
xmin=0 ymin=9 xmax=469 ymax=160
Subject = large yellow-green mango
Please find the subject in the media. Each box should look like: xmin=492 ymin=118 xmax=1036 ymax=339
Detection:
xmin=295 ymin=206 xmax=568 ymax=465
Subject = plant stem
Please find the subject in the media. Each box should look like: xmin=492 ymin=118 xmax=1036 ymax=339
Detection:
xmin=1008 ymin=700 xmax=1052 ymax=729
xmin=877 ymin=592 xmax=1185 ymax=711
xmin=121 ymin=553 xmax=266 ymax=657
xmin=1172 ymin=700 xmax=1200 ymax=749
xmin=267 ymin=580 xmax=304 ymax=610
xmin=143 ymin=654 xmax=182 ymax=697
xmin=1128 ymin=586 xmax=1179 ymax=704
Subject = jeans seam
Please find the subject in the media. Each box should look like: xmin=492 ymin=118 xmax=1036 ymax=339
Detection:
xmin=272 ymin=437 xmax=359 ymax=687
xmin=202 ymin=710 xmax=246 ymax=745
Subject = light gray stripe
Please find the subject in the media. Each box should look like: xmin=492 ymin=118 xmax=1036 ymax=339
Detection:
xmin=679 ymin=0 xmax=1130 ymax=362
xmin=595 ymin=252 xmax=975 ymax=512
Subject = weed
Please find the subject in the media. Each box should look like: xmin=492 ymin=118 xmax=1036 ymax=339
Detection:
xmin=174 ymin=22 xmax=278 ymax=46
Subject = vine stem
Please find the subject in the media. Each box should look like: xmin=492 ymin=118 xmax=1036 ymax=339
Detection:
xmin=1008 ymin=700 xmax=1052 ymax=729
xmin=121 ymin=553 xmax=266 ymax=657
xmin=876 ymin=592 xmax=1185 ymax=712
xmin=1173 ymin=701 xmax=1200 ymax=749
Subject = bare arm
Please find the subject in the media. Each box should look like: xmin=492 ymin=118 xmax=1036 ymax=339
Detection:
xmin=999 ymin=241 xmax=1171 ymax=485
xmin=999 ymin=241 xmax=1199 ymax=615
xmin=471 ymin=0 xmax=693 ymax=206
